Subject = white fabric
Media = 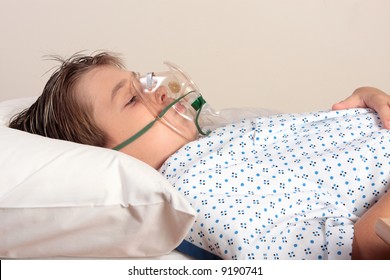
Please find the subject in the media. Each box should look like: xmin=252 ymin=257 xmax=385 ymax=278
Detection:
xmin=161 ymin=108 xmax=390 ymax=259
xmin=0 ymin=97 xmax=196 ymax=258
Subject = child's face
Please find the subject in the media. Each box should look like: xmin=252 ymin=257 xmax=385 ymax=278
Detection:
xmin=77 ymin=65 xmax=197 ymax=168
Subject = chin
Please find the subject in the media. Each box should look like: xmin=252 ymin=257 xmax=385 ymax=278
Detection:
xmin=185 ymin=124 xmax=199 ymax=141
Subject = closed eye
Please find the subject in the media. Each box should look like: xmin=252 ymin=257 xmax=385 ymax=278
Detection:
xmin=126 ymin=96 xmax=137 ymax=106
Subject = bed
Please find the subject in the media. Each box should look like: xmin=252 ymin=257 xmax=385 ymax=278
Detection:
xmin=2 ymin=97 xmax=390 ymax=260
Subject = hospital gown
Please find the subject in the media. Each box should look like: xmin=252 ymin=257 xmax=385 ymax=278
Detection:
xmin=160 ymin=108 xmax=390 ymax=260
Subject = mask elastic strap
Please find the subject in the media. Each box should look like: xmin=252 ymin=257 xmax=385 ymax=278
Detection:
xmin=112 ymin=92 xmax=192 ymax=151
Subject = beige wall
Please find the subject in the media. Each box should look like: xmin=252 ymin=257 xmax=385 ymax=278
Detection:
xmin=0 ymin=0 xmax=389 ymax=113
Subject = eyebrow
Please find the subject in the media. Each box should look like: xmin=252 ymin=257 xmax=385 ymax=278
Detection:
xmin=111 ymin=79 xmax=127 ymax=102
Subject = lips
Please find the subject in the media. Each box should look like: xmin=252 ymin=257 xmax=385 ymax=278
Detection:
xmin=173 ymin=102 xmax=186 ymax=114
xmin=173 ymin=102 xmax=194 ymax=121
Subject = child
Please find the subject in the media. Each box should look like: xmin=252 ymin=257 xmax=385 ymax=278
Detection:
xmin=9 ymin=52 xmax=390 ymax=259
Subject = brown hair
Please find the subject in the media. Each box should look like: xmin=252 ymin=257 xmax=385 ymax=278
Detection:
xmin=9 ymin=52 xmax=124 ymax=147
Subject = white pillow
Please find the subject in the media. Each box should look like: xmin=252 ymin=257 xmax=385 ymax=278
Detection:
xmin=0 ymin=97 xmax=196 ymax=258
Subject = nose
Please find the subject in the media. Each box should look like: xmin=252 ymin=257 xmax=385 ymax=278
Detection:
xmin=154 ymin=86 xmax=167 ymax=104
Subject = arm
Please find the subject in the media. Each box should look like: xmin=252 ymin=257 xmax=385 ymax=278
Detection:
xmin=334 ymin=87 xmax=390 ymax=258
xmin=332 ymin=87 xmax=390 ymax=129
xmin=352 ymin=191 xmax=390 ymax=259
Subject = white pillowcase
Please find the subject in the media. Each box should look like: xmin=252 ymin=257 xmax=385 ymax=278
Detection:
xmin=0 ymin=97 xmax=196 ymax=258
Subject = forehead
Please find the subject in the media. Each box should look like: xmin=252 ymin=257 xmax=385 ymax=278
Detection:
xmin=77 ymin=65 xmax=130 ymax=103
xmin=81 ymin=65 xmax=129 ymax=91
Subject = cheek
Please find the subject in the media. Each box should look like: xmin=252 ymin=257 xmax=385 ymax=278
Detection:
xmin=118 ymin=108 xmax=155 ymax=138
xmin=98 ymin=106 xmax=155 ymax=147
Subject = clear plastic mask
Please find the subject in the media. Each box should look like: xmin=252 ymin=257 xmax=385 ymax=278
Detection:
xmin=112 ymin=62 xmax=220 ymax=151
